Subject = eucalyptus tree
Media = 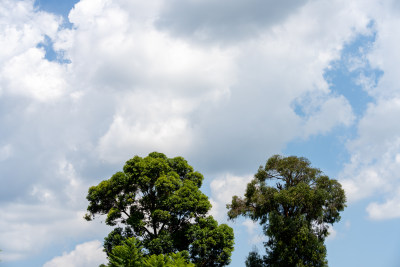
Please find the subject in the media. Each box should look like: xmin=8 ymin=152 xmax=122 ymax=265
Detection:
xmin=228 ymin=155 xmax=346 ymax=266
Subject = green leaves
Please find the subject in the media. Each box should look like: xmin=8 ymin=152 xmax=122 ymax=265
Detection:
xmin=228 ymin=155 xmax=346 ymax=266
xmin=188 ymin=216 xmax=234 ymax=267
xmin=86 ymin=152 xmax=234 ymax=267
xmin=143 ymin=252 xmax=195 ymax=267
xmin=107 ymin=237 xmax=144 ymax=267
xmin=104 ymin=237 xmax=194 ymax=267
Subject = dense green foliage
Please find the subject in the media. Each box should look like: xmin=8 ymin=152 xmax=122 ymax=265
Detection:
xmin=106 ymin=237 xmax=143 ymax=267
xmin=86 ymin=152 xmax=234 ymax=266
xmin=245 ymin=249 xmax=264 ymax=267
xmin=100 ymin=237 xmax=194 ymax=267
xmin=143 ymin=252 xmax=195 ymax=267
xmin=228 ymin=155 xmax=346 ymax=266
xmin=188 ymin=216 xmax=234 ymax=267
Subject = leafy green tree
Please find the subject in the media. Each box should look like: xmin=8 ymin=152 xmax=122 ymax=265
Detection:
xmin=102 ymin=237 xmax=194 ymax=267
xmin=188 ymin=216 xmax=234 ymax=266
xmin=103 ymin=227 xmax=134 ymax=256
xmin=106 ymin=237 xmax=144 ymax=267
xmin=143 ymin=252 xmax=195 ymax=267
xmin=245 ymin=248 xmax=264 ymax=267
xmin=228 ymin=155 xmax=346 ymax=267
xmin=85 ymin=152 xmax=234 ymax=266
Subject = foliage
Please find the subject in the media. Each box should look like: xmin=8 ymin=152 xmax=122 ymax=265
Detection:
xmin=143 ymin=251 xmax=195 ymax=267
xmin=101 ymin=237 xmax=194 ymax=267
xmin=86 ymin=152 xmax=234 ymax=266
xmin=228 ymin=155 xmax=346 ymax=266
xmin=106 ymin=237 xmax=144 ymax=267
xmin=188 ymin=216 xmax=235 ymax=266
xmin=103 ymin=227 xmax=134 ymax=255
xmin=245 ymin=249 xmax=264 ymax=267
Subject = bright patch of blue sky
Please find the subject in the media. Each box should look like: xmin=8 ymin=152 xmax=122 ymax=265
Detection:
xmin=37 ymin=35 xmax=70 ymax=63
xmin=286 ymin=26 xmax=383 ymax=177
xmin=34 ymin=0 xmax=79 ymax=20
xmin=324 ymin=25 xmax=382 ymax=118
xmin=327 ymin=199 xmax=400 ymax=267
xmin=34 ymin=0 xmax=77 ymax=63
xmin=285 ymin=24 xmax=396 ymax=267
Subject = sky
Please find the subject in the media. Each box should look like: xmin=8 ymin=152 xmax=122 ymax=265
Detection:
xmin=1 ymin=0 xmax=400 ymax=266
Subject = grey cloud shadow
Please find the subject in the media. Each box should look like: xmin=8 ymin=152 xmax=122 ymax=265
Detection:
xmin=155 ymin=0 xmax=309 ymax=43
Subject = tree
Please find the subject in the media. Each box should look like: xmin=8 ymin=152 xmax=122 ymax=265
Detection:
xmin=106 ymin=237 xmax=144 ymax=267
xmin=102 ymin=237 xmax=195 ymax=267
xmin=228 ymin=155 xmax=346 ymax=266
xmin=85 ymin=152 xmax=234 ymax=266
xmin=143 ymin=252 xmax=195 ymax=267
xmin=245 ymin=249 xmax=264 ymax=267
xmin=188 ymin=216 xmax=234 ymax=267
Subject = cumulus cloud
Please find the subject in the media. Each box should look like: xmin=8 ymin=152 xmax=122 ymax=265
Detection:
xmin=366 ymin=187 xmax=400 ymax=220
xmin=1 ymin=47 xmax=67 ymax=101
xmin=156 ymin=0 xmax=309 ymax=43
xmin=209 ymin=173 xmax=253 ymax=221
xmin=299 ymin=94 xmax=355 ymax=137
xmin=242 ymin=219 xmax=266 ymax=245
xmin=0 ymin=158 xmax=110 ymax=261
xmin=0 ymin=0 xmax=64 ymax=97
xmin=43 ymin=240 xmax=107 ymax=267
xmin=326 ymin=225 xmax=337 ymax=240
xmin=337 ymin=1 xmax=400 ymax=220
xmin=0 ymin=144 xmax=12 ymax=161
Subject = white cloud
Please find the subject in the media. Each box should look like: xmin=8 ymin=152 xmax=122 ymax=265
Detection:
xmin=209 ymin=173 xmax=253 ymax=221
xmin=0 ymin=144 xmax=12 ymax=161
xmin=339 ymin=99 xmax=400 ymax=206
xmin=336 ymin=1 xmax=400 ymax=220
xmin=0 ymin=0 xmax=60 ymax=61
xmin=301 ymin=95 xmax=355 ymax=137
xmin=43 ymin=240 xmax=107 ymax=267
xmin=0 ymin=159 xmax=110 ymax=262
xmin=326 ymin=225 xmax=337 ymax=241
xmin=156 ymin=0 xmax=309 ymax=43
xmin=366 ymin=188 xmax=400 ymax=220
xmin=1 ymin=47 xmax=67 ymax=101
xmin=242 ymin=219 xmax=266 ymax=245
xmin=0 ymin=203 xmax=108 ymax=262
xmin=0 ymin=0 xmax=65 ymax=100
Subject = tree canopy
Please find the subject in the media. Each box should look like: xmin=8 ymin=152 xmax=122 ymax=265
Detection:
xmin=85 ymin=152 xmax=234 ymax=266
xmin=101 ymin=237 xmax=194 ymax=267
xmin=228 ymin=155 xmax=346 ymax=266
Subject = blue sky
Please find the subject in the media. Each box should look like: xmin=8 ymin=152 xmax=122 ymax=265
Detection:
xmin=1 ymin=0 xmax=400 ymax=266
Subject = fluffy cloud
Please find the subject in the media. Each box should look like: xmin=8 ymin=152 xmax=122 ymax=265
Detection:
xmin=338 ymin=1 xmax=400 ymax=220
xmin=0 ymin=158 xmax=109 ymax=261
xmin=43 ymin=240 xmax=107 ymax=267
xmin=209 ymin=173 xmax=253 ymax=221
xmin=0 ymin=0 xmax=65 ymax=100
xmin=156 ymin=0 xmax=308 ymax=43
xmin=1 ymin=47 xmax=67 ymax=101
xmin=60 ymin=0 xmax=365 ymax=174
xmin=242 ymin=219 xmax=266 ymax=245
xmin=366 ymin=187 xmax=400 ymax=220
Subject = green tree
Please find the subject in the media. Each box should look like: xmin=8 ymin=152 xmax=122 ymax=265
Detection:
xmin=107 ymin=237 xmax=144 ymax=267
xmin=143 ymin=252 xmax=195 ymax=267
xmin=102 ymin=237 xmax=194 ymax=267
xmin=228 ymin=155 xmax=346 ymax=267
xmin=85 ymin=152 xmax=234 ymax=266
xmin=103 ymin=227 xmax=134 ymax=256
xmin=245 ymin=249 xmax=264 ymax=267
xmin=188 ymin=216 xmax=234 ymax=266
